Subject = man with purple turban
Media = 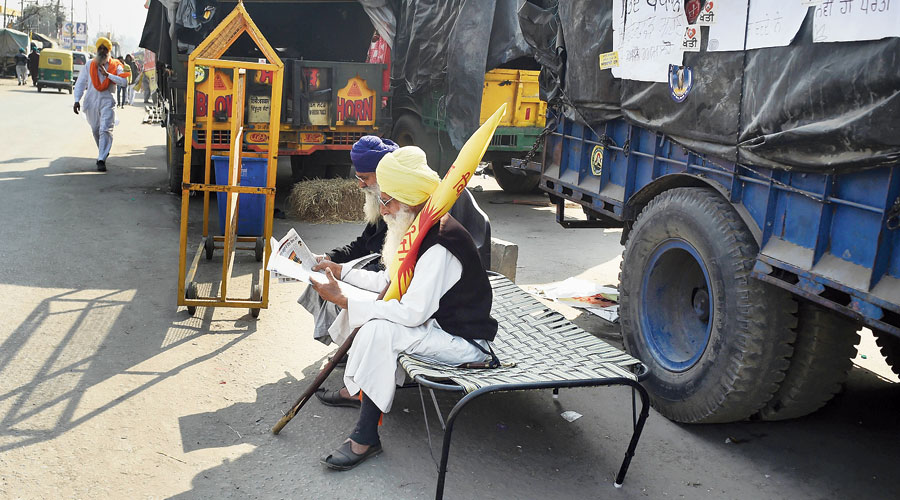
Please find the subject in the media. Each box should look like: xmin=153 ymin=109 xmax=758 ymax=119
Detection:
xmin=298 ymin=136 xmax=399 ymax=346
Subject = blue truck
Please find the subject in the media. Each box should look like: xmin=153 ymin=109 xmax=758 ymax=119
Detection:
xmin=523 ymin=115 xmax=899 ymax=424
xmin=515 ymin=1 xmax=900 ymax=423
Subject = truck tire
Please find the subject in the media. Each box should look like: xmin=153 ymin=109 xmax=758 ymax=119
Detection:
xmin=756 ymin=302 xmax=860 ymax=421
xmin=166 ymin=124 xmax=185 ymax=193
xmin=619 ymin=187 xmax=797 ymax=423
xmin=392 ymin=113 xmax=443 ymax=174
xmin=485 ymin=151 xmax=540 ymax=193
xmin=874 ymin=330 xmax=900 ymax=377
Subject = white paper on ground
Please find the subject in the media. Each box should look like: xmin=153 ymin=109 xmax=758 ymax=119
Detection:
xmin=536 ymin=279 xmax=620 ymax=323
xmin=541 ymin=277 xmax=618 ymax=301
xmin=561 ymin=410 xmax=583 ymax=422
xmin=582 ymin=305 xmax=620 ymax=323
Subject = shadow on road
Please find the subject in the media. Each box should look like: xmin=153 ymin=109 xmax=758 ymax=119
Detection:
xmin=168 ymin=360 xmax=641 ymax=500
xmin=0 ymin=142 xmax=269 ymax=455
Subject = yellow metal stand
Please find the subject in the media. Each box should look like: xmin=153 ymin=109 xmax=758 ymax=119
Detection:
xmin=176 ymin=2 xmax=284 ymax=317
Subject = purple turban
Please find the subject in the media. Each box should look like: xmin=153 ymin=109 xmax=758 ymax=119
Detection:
xmin=350 ymin=136 xmax=398 ymax=173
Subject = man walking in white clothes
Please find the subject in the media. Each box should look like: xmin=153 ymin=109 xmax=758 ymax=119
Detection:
xmin=73 ymin=37 xmax=131 ymax=172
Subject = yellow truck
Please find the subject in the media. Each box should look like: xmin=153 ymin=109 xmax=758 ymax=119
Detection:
xmin=391 ymin=67 xmax=546 ymax=193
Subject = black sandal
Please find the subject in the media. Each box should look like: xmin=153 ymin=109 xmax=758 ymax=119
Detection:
xmin=315 ymin=388 xmax=361 ymax=409
xmin=321 ymin=440 xmax=383 ymax=471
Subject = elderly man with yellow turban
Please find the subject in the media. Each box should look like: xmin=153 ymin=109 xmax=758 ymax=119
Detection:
xmin=310 ymin=146 xmax=498 ymax=470
xmin=73 ymin=37 xmax=131 ymax=171
xmin=301 ymin=137 xmax=492 ymax=352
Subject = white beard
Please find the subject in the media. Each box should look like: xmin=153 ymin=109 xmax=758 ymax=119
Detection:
xmin=362 ymin=186 xmax=382 ymax=226
xmin=381 ymin=206 xmax=417 ymax=274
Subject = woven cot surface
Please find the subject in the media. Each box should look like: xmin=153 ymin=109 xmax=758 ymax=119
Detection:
xmin=399 ymin=275 xmax=642 ymax=394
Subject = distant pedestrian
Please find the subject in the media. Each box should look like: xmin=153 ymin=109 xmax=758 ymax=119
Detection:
xmin=27 ymin=45 xmax=39 ymax=86
xmin=124 ymin=54 xmax=139 ymax=105
xmin=116 ymin=56 xmax=132 ymax=108
xmin=14 ymin=48 xmax=28 ymax=85
xmin=141 ymin=69 xmax=153 ymax=104
xmin=73 ymin=37 xmax=132 ymax=172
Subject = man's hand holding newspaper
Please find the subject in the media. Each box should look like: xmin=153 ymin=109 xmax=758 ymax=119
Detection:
xmin=267 ymin=229 xmax=377 ymax=303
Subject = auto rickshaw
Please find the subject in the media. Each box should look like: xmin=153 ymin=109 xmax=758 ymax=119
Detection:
xmin=37 ymin=48 xmax=73 ymax=94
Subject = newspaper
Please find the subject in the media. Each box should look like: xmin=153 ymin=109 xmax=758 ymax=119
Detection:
xmin=537 ymin=277 xmax=620 ymax=323
xmin=266 ymin=228 xmax=322 ymax=283
xmin=267 ymin=229 xmax=379 ymax=302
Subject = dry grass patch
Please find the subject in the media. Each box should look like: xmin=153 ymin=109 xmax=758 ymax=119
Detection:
xmin=287 ymin=179 xmax=364 ymax=223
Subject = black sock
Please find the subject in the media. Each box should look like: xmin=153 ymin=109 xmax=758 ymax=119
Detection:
xmin=348 ymin=393 xmax=381 ymax=446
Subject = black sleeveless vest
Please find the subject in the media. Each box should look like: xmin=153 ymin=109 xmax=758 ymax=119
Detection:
xmin=419 ymin=214 xmax=498 ymax=341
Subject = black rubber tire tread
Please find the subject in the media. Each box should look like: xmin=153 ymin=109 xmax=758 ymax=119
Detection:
xmin=391 ymin=113 xmax=443 ymax=174
xmin=250 ymin=284 xmax=262 ymax=318
xmin=619 ymin=187 xmax=798 ymax=424
xmin=486 ymin=151 xmax=540 ymax=194
xmin=204 ymin=237 xmax=215 ymax=260
xmin=873 ymin=330 xmax=900 ymax=377
xmin=757 ymin=302 xmax=860 ymax=421
xmin=166 ymin=124 xmax=184 ymax=194
xmin=254 ymin=237 xmax=264 ymax=262
xmin=185 ymin=282 xmax=198 ymax=316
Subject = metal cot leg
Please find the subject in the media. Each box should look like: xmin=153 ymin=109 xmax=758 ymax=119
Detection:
xmin=614 ymin=381 xmax=650 ymax=487
xmin=431 ymin=380 xmax=649 ymax=498
xmin=434 ymin=389 xmax=489 ymax=500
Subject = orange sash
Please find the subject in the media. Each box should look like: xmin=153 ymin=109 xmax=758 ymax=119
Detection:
xmin=90 ymin=59 xmax=131 ymax=91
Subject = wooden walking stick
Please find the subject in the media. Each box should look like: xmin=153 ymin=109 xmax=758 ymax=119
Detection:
xmin=271 ymin=104 xmax=508 ymax=435
xmin=271 ymin=288 xmax=385 ymax=435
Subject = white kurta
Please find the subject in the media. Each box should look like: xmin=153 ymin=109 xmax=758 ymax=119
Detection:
xmin=327 ymin=244 xmax=489 ymax=413
xmin=74 ymin=62 xmax=128 ymax=161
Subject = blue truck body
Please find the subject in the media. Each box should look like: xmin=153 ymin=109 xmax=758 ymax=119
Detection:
xmin=531 ymin=115 xmax=900 ymax=339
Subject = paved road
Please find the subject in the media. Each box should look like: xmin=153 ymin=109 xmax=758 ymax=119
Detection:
xmin=0 ymin=79 xmax=898 ymax=500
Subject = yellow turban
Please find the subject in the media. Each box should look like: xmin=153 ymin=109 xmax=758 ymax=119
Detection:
xmin=96 ymin=37 xmax=112 ymax=52
xmin=376 ymin=146 xmax=440 ymax=206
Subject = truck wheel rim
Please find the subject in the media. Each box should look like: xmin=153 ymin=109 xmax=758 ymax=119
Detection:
xmin=640 ymin=238 xmax=713 ymax=372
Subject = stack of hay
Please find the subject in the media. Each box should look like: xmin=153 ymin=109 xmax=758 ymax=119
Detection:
xmin=287 ymin=179 xmax=364 ymax=223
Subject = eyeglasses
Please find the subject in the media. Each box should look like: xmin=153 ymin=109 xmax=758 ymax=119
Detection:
xmin=378 ymin=196 xmax=394 ymax=207
xmin=354 ymin=174 xmax=366 ymax=183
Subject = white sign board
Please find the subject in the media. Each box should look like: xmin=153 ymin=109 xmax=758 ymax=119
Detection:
xmin=74 ymin=22 xmax=88 ymax=51
xmin=612 ymin=0 xmax=687 ymax=83
xmin=813 ymin=0 xmax=900 ymax=43
xmin=745 ymin=1 xmax=810 ymax=50
xmin=248 ymin=95 xmax=271 ymax=123
xmin=707 ymin=0 xmax=751 ymax=51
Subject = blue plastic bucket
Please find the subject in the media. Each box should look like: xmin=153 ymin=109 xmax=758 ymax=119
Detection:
xmin=212 ymin=156 xmax=268 ymax=236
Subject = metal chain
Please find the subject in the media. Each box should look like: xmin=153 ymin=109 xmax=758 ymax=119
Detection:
xmin=523 ymin=125 xmax=551 ymax=162
xmin=887 ymin=196 xmax=900 ymax=230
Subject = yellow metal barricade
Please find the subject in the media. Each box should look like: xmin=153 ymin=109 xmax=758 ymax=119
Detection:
xmin=176 ymin=2 xmax=284 ymax=317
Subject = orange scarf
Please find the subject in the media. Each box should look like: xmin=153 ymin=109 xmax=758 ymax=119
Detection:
xmin=90 ymin=59 xmax=131 ymax=91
